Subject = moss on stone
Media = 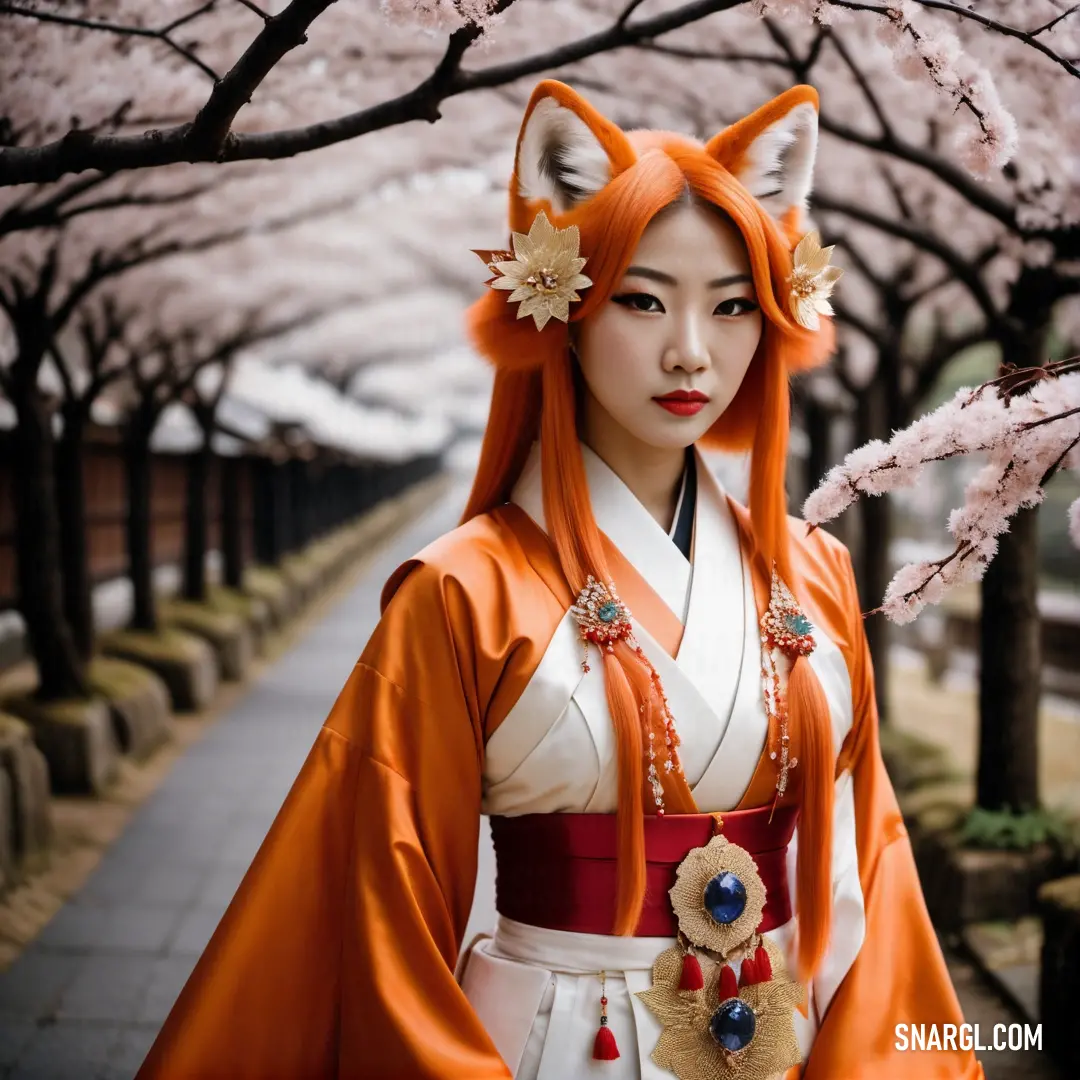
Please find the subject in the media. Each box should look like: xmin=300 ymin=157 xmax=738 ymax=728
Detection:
xmin=89 ymin=656 xmax=161 ymax=702
xmin=1038 ymin=874 xmax=1080 ymax=911
xmin=6 ymin=694 xmax=100 ymax=728
xmin=161 ymin=600 xmax=246 ymax=644
xmin=206 ymin=586 xmax=264 ymax=621
xmin=245 ymin=567 xmax=288 ymax=603
xmin=102 ymin=627 xmax=208 ymax=665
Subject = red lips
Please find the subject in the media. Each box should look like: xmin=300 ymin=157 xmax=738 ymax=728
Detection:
xmin=654 ymin=389 xmax=710 ymax=416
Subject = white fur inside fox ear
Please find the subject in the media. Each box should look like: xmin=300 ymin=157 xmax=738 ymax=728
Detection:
xmin=731 ymin=102 xmax=818 ymax=216
xmin=516 ymin=97 xmax=613 ymax=214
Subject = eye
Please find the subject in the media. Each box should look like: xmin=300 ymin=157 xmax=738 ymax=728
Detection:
xmin=715 ymin=297 xmax=760 ymax=318
xmin=612 ymin=292 xmax=665 ymax=314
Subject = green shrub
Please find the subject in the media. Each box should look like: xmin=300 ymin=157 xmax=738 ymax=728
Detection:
xmin=959 ymin=806 xmax=1079 ymax=855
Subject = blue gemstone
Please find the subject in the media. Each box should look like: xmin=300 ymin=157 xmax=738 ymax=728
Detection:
xmin=704 ymin=871 xmax=746 ymax=924
xmin=597 ymin=602 xmax=620 ymax=623
xmin=710 ymin=998 xmax=756 ymax=1052
xmin=784 ymin=612 xmax=812 ymax=636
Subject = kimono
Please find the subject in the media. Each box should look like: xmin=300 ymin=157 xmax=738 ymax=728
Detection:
xmin=136 ymin=443 xmax=983 ymax=1080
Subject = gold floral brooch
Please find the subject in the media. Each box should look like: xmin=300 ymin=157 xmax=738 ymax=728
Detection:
xmin=473 ymin=210 xmax=592 ymax=331
xmin=636 ymin=834 xmax=803 ymax=1080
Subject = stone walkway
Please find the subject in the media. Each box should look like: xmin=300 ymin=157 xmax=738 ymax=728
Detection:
xmin=0 ymin=481 xmax=1062 ymax=1079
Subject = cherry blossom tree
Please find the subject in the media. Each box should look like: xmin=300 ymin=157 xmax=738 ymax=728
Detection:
xmin=806 ymin=358 xmax=1080 ymax=622
xmin=2 ymin=0 xmax=1077 ymax=186
xmin=0 ymin=156 xmax=361 ymax=698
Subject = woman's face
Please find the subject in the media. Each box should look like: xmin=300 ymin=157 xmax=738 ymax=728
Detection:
xmin=574 ymin=201 xmax=763 ymax=453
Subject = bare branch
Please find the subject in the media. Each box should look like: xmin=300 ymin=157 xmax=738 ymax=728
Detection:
xmin=832 ymin=299 xmax=888 ymax=349
xmin=1032 ymin=4 xmax=1079 ymax=37
xmin=637 ymin=41 xmax=789 ymax=67
xmin=617 ymin=0 xmax=651 ymax=28
xmin=813 ymin=191 xmax=1003 ymax=326
xmin=0 ymin=0 xmax=749 ymax=186
xmin=823 ymin=29 xmax=895 ymax=142
xmin=824 ymin=0 xmax=1080 ymax=81
xmin=231 ymin=0 xmax=271 ymax=20
xmin=817 ymin=114 xmax=1019 ymax=233
xmin=186 ymin=0 xmax=341 ymax=155
xmin=0 ymin=2 xmax=221 ymax=81
xmin=0 ymin=179 xmax=214 ymax=235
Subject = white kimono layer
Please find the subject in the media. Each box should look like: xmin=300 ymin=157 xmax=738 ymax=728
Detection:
xmin=460 ymin=442 xmax=863 ymax=1080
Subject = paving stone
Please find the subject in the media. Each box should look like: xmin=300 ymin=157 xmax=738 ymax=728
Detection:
xmin=194 ymin=863 xmax=246 ymax=909
xmin=0 ymin=1018 xmax=37 ymax=1070
xmin=75 ymin=859 xmax=146 ymax=908
xmin=55 ymin=956 xmax=155 ymax=1023
xmin=132 ymin=957 xmax=197 ymax=1025
xmin=35 ymin=905 xmax=182 ymax=955
xmin=100 ymin=1024 xmax=158 ymax=1080
xmin=33 ymin=907 xmax=113 ymax=953
xmin=123 ymin=861 xmax=209 ymax=909
xmin=0 ymin=951 xmax=85 ymax=1020
xmin=165 ymin=906 xmax=225 ymax=957
xmin=8 ymin=1021 xmax=119 ymax=1080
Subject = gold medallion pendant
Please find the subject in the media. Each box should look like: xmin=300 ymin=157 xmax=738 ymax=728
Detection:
xmin=636 ymin=836 xmax=803 ymax=1080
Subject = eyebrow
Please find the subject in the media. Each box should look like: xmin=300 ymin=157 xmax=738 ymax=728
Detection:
xmin=624 ymin=265 xmax=754 ymax=290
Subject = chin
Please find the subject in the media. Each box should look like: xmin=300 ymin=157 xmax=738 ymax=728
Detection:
xmin=631 ymin=423 xmax=709 ymax=452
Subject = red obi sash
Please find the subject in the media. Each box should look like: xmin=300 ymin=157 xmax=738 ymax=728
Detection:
xmin=489 ymin=804 xmax=799 ymax=938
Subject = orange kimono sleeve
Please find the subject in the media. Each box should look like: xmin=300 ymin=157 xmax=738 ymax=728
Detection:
xmin=801 ymin=548 xmax=984 ymax=1080
xmin=136 ymin=559 xmax=513 ymax=1080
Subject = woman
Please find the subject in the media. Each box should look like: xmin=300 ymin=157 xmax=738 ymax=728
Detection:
xmin=137 ymin=81 xmax=982 ymax=1080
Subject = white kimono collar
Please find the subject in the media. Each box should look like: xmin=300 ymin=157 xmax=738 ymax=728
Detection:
xmin=509 ymin=441 xmax=734 ymax=626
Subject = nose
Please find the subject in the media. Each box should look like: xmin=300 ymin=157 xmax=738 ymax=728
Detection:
xmin=662 ymin=310 xmax=711 ymax=374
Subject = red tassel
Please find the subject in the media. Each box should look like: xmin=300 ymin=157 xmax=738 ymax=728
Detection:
xmin=738 ymin=955 xmax=758 ymax=988
xmin=717 ymin=963 xmax=738 ymax=1002
xmin=679 ymin=951 xmax=704 ymax=991
xmin=593 ymin=1022 xmax=620 ymax=1061
xmin=755 ymin=945 xmax=773 ymax=983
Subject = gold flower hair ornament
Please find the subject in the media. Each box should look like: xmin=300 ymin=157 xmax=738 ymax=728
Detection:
xmin=474 ymin=210 xmax=592 ymax=331
xmin=787 ymin=230 xmax=843 ymax=331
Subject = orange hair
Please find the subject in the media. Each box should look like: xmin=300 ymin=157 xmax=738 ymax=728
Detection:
xmin=463 ymin=81 xmax=836 ymax=984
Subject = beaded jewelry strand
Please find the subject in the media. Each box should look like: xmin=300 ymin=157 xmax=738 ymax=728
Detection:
xmin=759 ymin=567 xmax=816 ymax=817
xmin=570 ymin=576 xmax=684 ymax=815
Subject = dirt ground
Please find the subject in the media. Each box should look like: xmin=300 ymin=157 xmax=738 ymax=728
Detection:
xmin=887 ymin=650 xmax=1080 ymax=817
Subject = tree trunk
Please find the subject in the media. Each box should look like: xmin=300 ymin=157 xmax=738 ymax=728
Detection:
xmin=288 ymin=458 xmax=308 ymax=552
xmin=221 ymin=456 xmax=245 ymax=589
xmin=853 ymin=373 xmax=896 ymax=724
xmin=253 ymin=457 xmax=290 ymax=566
xmin=182 ymin=442 xmax=211 ymax=602
xmin=56 ymin=403 xmax=94 ymax=661
xmin=977 ymin=504 xmax=1041 ymax=811
xmin=124 ymin=411 xmax=157 ymax=632
xmin=975 ymin=285 xmax=1053 ymax=813
xmin=11 ymin=388 xmax=88 ymax=700
xmin=802 ymin=396 xmax=833 ymax=508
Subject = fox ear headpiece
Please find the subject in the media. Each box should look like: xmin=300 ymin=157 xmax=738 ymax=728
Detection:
xmin=473 ymin=80 xmax=838 ymax=349
xmin=509 ymin=80 xmax=820 ymax=232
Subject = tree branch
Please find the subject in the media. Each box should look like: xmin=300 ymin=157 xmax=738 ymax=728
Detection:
xmin=0 ymin=2 xmax=221 ymax=81
xmin=824 ymin=0 xmax=1080 ymax=80
xmin=813 ymin=192 xmax=1003 ymax=326
xmin=817 ymin=114 xmax=1019 ymax=233
xmin=186 ymin=0 xmax=340 ymax=155
xmin=0 ymin=0 xmax=748 ymax=185
xmin=833 ymin=299 xmax=888 ymax=349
